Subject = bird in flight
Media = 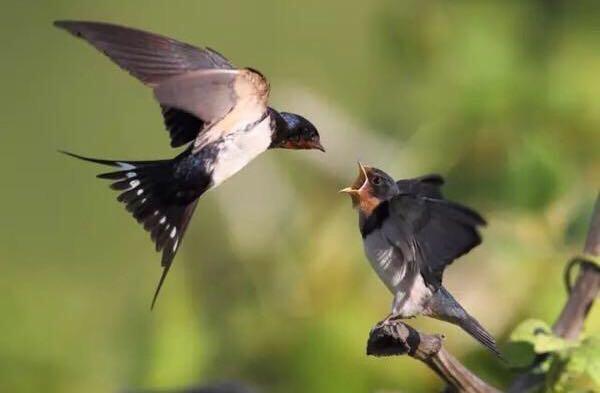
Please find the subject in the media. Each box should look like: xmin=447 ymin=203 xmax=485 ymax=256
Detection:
xmin=341 ymin=163 xmax=500 ymax=356
xmin=55 ymin=20 xmax=324 ymax=308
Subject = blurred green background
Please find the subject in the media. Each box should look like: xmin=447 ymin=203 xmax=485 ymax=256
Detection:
xmin=1 ymin=1 xmax=599 ymax=392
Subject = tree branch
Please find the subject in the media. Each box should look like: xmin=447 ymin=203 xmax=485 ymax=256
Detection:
xmin=583 ymin=192 xmax=600 ymax=257
xmin=554 ymin=192 xmax=600 ymax=339
xmin=367 ymin=322 xmax=501 ymax=393
xmin=509 ymin=192 xmax=600 ymax=392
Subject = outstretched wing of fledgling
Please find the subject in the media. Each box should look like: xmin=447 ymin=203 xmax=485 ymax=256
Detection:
xmin=380 ymin=194 xmax=486 ymax=287
xmin=396 ymin=174 xmax=445 ymax=199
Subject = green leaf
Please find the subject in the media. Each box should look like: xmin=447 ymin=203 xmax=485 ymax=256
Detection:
xmin=547 ymin=335 xmax=600 ymax=392
xmin=509 ymin=319 xmax=575 ymax=354
xmin=503 ymin=341 xmax=537 ymax=368
xmin=568 ymin=336 xmax=600 ymax=386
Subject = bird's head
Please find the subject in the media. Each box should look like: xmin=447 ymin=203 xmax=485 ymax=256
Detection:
xmin=340 ymin=163 xmax=398 ymax=214
xmin=270 ymin=112 xmax=324 ymax=152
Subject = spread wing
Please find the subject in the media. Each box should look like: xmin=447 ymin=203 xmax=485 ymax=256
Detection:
xmin=54 ymin=20 xmax=236 ymax=147
xmin=381 ymin=194 xmax=486 ymax=287
xmin=154 ymin=68 xmax=270 ymax=147
xmin=161 ymin=106 xmax=205 ymax=148
xmin=54 ymin=20 xmax=233 ymax=85
xmin=396 ymin=174 xmax=445 ymax=199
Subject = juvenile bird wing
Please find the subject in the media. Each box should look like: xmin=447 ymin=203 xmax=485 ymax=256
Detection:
xmin=54 ymin=20 xmax=235 ymax=147
xmin=381 ymin=194 xmax=486 ymax=288
xmin=396 ymin=174 xmax=445 ymax=199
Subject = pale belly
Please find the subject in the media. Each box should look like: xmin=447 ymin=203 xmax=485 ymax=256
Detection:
xmin=363 ymin=229 xmax=432 ymax=317
xmin=364 ymin=230 xmax=407 ymax=293
xmin=209 ymin=117 xmax=272 ymax=188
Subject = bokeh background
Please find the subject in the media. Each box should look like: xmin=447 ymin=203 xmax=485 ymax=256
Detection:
xmin=1 ymin=1 xmax=599 ymax=392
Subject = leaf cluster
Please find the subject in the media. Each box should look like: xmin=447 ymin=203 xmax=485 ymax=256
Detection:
xmin=506 ymin=319 xmax=600 ymax=392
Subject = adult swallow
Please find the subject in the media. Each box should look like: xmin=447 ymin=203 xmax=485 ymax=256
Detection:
xmin=341 ymin=163 xmax=500 ymax=356
xmin=55 ymin=21 xmax=324 ymax=308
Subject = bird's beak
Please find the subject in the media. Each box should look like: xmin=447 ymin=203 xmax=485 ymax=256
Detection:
xmin=338 ymin=187 xmax=357 ymax=195
xmin=339 ymin=162 xmax=370 ymax=204
xmin=310 ymin=140 xmax=326 ymax=152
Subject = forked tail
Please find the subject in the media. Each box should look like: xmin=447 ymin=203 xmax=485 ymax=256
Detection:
xmin=61 ymin=150 xmax=204 ymax=309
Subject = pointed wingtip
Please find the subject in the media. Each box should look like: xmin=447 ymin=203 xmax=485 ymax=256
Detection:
xmin=53 ymin=20 xmax=75 ymax=32
xmin=53 ymin=20 xmax=93 ymax=38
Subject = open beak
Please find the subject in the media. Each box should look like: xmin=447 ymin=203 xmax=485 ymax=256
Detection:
xmin=339 ymin=162 xmax=369 ymax=198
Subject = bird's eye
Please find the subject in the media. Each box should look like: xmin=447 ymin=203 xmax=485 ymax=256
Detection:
xmin=371 ymin=176 xmax=382 ymax=186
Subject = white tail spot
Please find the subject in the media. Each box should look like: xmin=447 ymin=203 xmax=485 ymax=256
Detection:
xmin=153 ymin=210 xmax=159 ymax=216
xmin=159 ymin=216 xmax=166 ymax=224
xmin=129 ymin=180 xmax=140 ymax=188
xmin=126 ymin=172 xmax=137 ymax=178
xmin=117 ymin=162 xmax=136 ymax=170
xmin=141 ymin=198 xmax=147 ymax=204
xmin=136 ymin=189 xmax=144 ymax=196
xmin=172 ymin=238 xmax=179 ymax=251
xmin=170 ymin=228 xmax=177 ymax=238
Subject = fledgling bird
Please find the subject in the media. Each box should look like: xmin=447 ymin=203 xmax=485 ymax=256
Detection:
xmin=55 ymin=21 xmax=324 ymax=308
xmin=341 ymin=163 xmax=500 ymax=356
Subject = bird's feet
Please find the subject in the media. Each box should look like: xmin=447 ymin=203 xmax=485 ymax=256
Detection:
xmin=376 ymin=313 xmax=405 ymax=327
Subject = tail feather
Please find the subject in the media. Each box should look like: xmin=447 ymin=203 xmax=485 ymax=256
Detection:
xmin=151 ymin=200 xmax=197 ymax=310
xmin=426 ymin=287 xmax=502 ymax=357
xmin=59 ymin=150 xmax=164 ymax=168
xmin=61 ymin=150 xmax=202 ymax=308
xmin=151 ymin=264 xmax=172 ymax=310
xmin=459 ymin=314 xmax=502 ymax=358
